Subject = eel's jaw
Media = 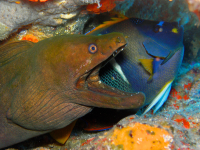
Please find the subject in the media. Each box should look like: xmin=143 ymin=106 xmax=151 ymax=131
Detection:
xmin=76 ymin=44 xmax=144 ymax=100
xmin=142 ymin=80 xmax=173 ymax=114
xmin=82 ymin=63 xmax=145 ymax=109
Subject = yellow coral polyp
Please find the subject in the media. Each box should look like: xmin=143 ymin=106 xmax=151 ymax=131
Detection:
xmin=111 ymin=123 xmax=173 ymax=150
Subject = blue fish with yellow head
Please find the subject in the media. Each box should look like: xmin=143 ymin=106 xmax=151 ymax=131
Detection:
xmin=86 ymin=17 xmax=184 ymax=114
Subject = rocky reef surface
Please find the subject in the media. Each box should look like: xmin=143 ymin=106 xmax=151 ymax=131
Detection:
xmin=71 ymin=63 xmax=200 ymax=150
xmin=1 ymin=0 xmax=200 ymax=149
xmin=0 ymin=0 xmax=101 ymax=40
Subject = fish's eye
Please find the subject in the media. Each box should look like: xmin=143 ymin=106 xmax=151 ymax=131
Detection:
xmin=88 ymin=44 xmax=98 ymax=54
xmin=153 ymin=25 xmax=163 ymax=33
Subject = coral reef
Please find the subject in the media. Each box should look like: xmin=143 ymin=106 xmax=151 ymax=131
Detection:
xmin=1 ymin=0 xmax=200 ymax=149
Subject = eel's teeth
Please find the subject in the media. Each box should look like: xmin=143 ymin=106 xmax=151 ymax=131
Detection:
xmin=109 ymin=58 xmax=130 ymax=84
xmin=142 ymin=80 xmax=173 ymax=115
xmin=113 ymin=50 xmax=118 ymax=57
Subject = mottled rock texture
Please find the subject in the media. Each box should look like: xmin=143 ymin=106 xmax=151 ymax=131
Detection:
xmin=0 ymin=0 xmax=100 ymax=40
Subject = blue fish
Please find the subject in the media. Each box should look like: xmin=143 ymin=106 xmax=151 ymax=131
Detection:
xmin=87 ymin=17 xmax=184 ymax=114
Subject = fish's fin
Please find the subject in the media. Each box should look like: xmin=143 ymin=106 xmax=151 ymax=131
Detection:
xmin=153 ymin=57 xmax=162 ymax=74
xmin=153 ymin=83 xmax=172 ymax=113
xmin=161 ymin=47 xmax=183 ymax=65
xmin=161 ymin=51 xmax=174 ymax=65
xmin=139 ymin=58 xmax=154 ymax=75
xmin=142 ymin=80 xmax=173 ymax=114
xmin=143 ymin=39 xmax=169 ymax=58
xmin=86 ymin=16 xmax=129 ymax=35
xmin=50 ymin=120 xmax=77 ymax=144
xmin=0 ymin=41 xmax=34 ymax=67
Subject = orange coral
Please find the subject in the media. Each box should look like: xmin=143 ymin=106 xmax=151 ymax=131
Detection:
xmin=87 ymin=0 xmax=120 ymax=14
xmin=22 ymin=34 xmax=39 ymax=43
xmin=170 ymin=88 xmax=182 ymax=100
xmin=184 ymin=83 xmax=192 ymax=90
xmin=111 ymin=123 xmax=173 ymax=150
xmin=174 ymin=118 xmax=190 ymax=129
xmin=15 ymin=1 xmax=21 ymax=4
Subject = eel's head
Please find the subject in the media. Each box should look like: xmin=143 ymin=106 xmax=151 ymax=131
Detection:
xmin=70 ymin=32 xmax=145 ymax=109
xmin=38 ymin=32 xmax=145 ymax=109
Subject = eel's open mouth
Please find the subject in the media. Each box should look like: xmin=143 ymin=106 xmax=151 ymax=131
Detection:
xmin=76 ymin=44 xmax=140 ymax=98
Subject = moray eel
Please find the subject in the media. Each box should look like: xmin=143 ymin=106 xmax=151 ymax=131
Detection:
xmin=0 ymin=33 xmax=145 ymax=148
xmin=86 ymin=17 xmax=184 ymax=114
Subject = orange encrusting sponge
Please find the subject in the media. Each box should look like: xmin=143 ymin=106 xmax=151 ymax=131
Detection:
xmin=87 ymin=0 xmax=117 ymax=14
xmin=111 ymin=123 xmax=173 ymax=150
xmin=21 ymin=34 xmax=39 ymax=43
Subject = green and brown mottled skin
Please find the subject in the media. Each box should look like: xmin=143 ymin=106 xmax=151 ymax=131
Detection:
xmin=0 ymin=33 xmax=145 ymax=148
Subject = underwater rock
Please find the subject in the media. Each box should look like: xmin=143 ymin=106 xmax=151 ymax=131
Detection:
xmin=16 ymin=15 xmax=91 ymax=43
xmin=0 ymin=22 xmax=12 ymax=40
xmin=0 ymin=0 xmax=100 ymax=40
xmin=190 ymin=29 xmax=200 ymax=58
xmin=187 ymin=0 xmax=200 ymax=11
xmin=125 ymin=0 xmax=198 ymax=28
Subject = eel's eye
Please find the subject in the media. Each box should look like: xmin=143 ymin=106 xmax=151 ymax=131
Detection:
xmin=88 ymin=44 xmax=98 ymax=54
